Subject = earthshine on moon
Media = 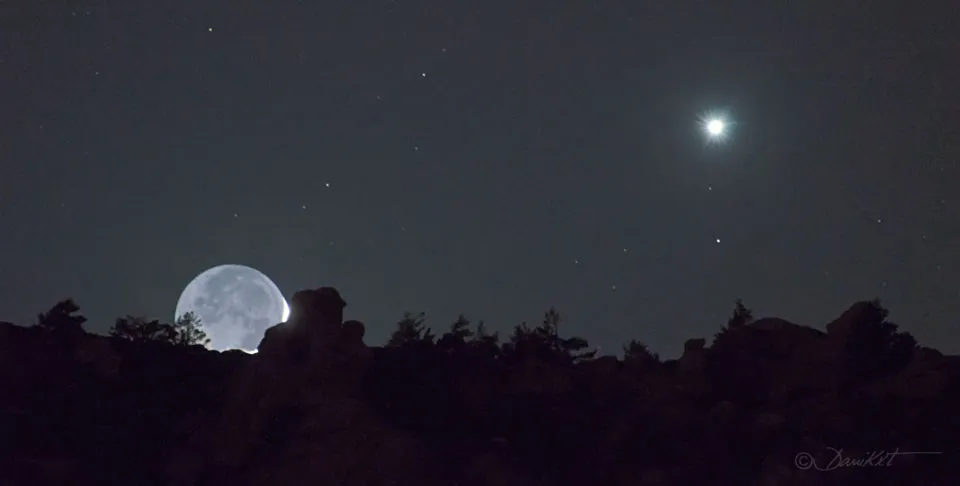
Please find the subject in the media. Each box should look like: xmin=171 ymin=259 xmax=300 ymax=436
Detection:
xmin=174 ymin=264 xmax=289 ymax=353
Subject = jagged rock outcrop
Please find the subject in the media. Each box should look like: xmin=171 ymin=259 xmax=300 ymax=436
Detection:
xmin=749 ymin=317 xmax=828 ymax=355
xmin=257 ymin=287 xmax=346 ymax=360
xmin=188 ymin=287 xmax=421 ymax=486
xmin=826 ymin=300 xmax=879 ymax=342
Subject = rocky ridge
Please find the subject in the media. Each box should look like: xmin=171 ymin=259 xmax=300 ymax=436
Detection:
xmin=0 ymin=288 xmax=957 ymax=486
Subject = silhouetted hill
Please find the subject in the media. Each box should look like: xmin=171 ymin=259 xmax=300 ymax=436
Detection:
xmin=1 ymin=289 xmax=957 ymax=486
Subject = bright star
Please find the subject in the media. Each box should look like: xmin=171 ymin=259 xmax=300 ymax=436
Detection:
xmin=699 ymin=112 xmax=733 ymax=144
xmin=707 ymin=119 xmax=725 ymax=136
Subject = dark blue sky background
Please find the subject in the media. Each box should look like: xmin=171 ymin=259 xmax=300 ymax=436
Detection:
xmin=2 ymin=0 xmax=958 ymax=356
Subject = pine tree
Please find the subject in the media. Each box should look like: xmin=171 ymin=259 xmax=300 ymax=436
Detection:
xmin=623 ymin=339 xmax=660 ymax=368
xmin=727 ymin=298 xmax=754 ymax=329
xmin=387 ymin=312 xmax=435 ymax=348
xmin=170 ymin=312 xmax=209 ymax=346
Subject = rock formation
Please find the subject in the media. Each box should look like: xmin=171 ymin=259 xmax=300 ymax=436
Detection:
xmin=0 ymin=292 xmax=956 ymax=486
xmin=183 ymin=287 xmax=418 ymax=486
xmin=678 ymin=337 xmax=706 ymax=374
xmin=826 ymin=300 xmax=880 ymax=342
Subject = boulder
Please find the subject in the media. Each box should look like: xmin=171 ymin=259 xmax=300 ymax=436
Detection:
xmin=257 ymin=287 xmax=348 ymax=363
xmin=290 ymin=286 xmax=346 ymax=337
xmin=826 ymin=301 xmax=881 ymax=342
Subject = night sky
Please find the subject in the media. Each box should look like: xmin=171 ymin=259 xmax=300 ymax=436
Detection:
xmin=2 ymin=1 xmax=958 ymax=356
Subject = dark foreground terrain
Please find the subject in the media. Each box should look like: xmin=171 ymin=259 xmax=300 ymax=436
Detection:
xmin=1 ymin=287 xmax=957 ymax=486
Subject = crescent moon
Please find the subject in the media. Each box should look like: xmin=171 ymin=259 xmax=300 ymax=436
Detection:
xmin=282 ymin=299 xmax=290 ymax=322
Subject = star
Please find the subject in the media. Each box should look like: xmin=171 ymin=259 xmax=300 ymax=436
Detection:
xmin=706 ymin=119 xmax=725 ymax=136
xmin=698 ymin=112 xmax=733 ymax=143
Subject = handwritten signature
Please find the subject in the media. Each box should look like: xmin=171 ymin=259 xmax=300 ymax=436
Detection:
xmin=794 ymin=447 xmax=941 ymax=471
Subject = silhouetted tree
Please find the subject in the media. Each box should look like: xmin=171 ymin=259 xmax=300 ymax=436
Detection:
xmin=623 ymin=339 xmax=660 ymax=369
xmin=387 ymin=312 xmax=435 ymax=348
xmin=541 ymin=308 xmax=596 ymax=362
xmin=713 ymin=298 xmax=754 ymax=346
xmin=503 ymin=308 xmax=595 ymax=363
xmin=504 ymin=321 xmax=540 ymax=360
xmin=438 ymin=315 xmax=474 ymax=351
xmin=707 ymin=299 xmax=775 ymax=405
xmin=843 ymin=299 xmax=917 ymax=379
xmin=110 ymin=316 xmax=175 ymax=343
xmin=469 ymin=321 xmax=501 ymax=359
xmin=727 ymin=298 xmax=753 ymax=329
xmin=561 ymin=335 xmax=596 ymax=362
xmin=110 ymin=313 xmax=208 ymax=346
xmin=169 ymin=312 xmax=209 ymax=346
xmin=35 ymin=299 xmax=87 ymax=334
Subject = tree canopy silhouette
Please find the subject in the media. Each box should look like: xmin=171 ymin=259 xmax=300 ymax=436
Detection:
xmin=170 ymin=312 xmax=209 ymax=347
xmin=623 ymin=339 xmax=660 ymax=369
xmin=387 ymin=312 xmax=435 ymax=349
xmin=109 ymin=312 xmax=208 ymax=346
xmin=468 ymin=320 xmax=501 ymax=359
xmin=727 ymin=298 xmax=753 ymax=329
xmin=437 ymin=315 xmax=474 ymax=352
xmin=34 ymin=298 xmax=87 ymax=334
xmin=110 ymin=316 xmax=174 ymax=342
xmin=712 ymin=298 xmax=754 ymax=346
xmin=503 ymin=307 xmax=596 ymax=364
